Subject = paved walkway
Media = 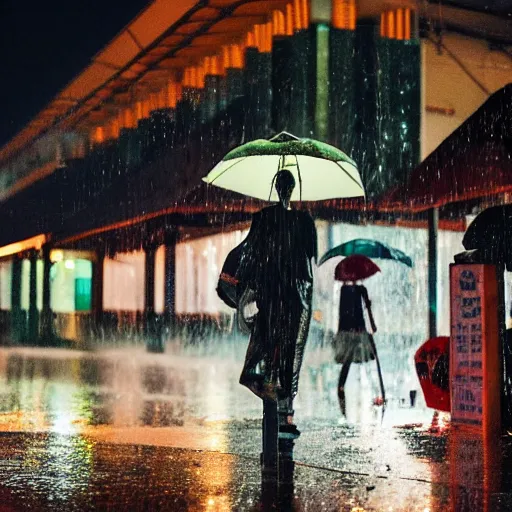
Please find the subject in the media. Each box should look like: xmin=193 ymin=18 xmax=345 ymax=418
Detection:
xmin=0 ymin=347 xmax=510 ymax=511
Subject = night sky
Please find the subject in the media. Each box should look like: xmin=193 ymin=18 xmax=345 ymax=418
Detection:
xmin=0 ymin=0 xmax=150 ymax=149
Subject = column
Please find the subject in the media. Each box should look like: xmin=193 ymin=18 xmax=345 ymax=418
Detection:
xmin=92 ymin=250 xmax=105 ymax=335
xmin=40 ymin=244 xmax=53 ymax=344
xmin=27 ymin=250 xmax=39 ymax=344
xmin=428 ymin=208 xmax=438 ymax=338
xmin=164 ymin=234 xmax=177 ymax=328
xmin=145 ymin=244 xmax=162 ymax=353
xmin=10 ymin=256 xmax=23 ymax=344
xmin=312 ymin=0 xmax=331 ymax=141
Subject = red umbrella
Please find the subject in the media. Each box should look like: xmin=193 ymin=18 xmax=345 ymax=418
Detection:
xmin=414 ymin=336 xmax=450 ymax=413
xmin=334 ymin=254 xmax=380 ymax=281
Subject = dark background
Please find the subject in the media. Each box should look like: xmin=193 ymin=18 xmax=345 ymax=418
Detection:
xmin=0 ymin=0 xmax=149 ymax=148
xmin=0 ymin=0 xmax=511 ymax=150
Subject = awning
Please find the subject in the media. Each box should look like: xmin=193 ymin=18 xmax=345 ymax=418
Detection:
xmin=0 ymin=0 xmax=290 ymax=164
xmin=0 ymin=234 xmax=47 ymax=259
xmin=383 ymin=83 xmax=512 ymax=212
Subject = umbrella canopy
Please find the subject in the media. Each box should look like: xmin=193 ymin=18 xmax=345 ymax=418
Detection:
xmin=202 ymin=131 xmax=365 ymax=201
xmin=319 ymin=238 xmax=413 ymax=267
xmin=462 ymin=204 xmax=512 ymax=270
xmin=381 ymin=83 xmax=512 ymax=212
xmin=414 ymin=336 xmax=450 ymax=413
xmin=334 ymin=255 xmax=380 ymax=282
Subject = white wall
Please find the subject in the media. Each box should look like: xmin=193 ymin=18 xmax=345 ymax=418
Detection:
xmin=176 ymin=229 xmax=248 ymax=314
xmin=422 ymin=33 xmax=512 ymax=159
xmin=0 ymin=261 xmax=11 ymax=310
xmin=50 ymin=259 xmax=92 ymax=313
xmin=155 ymin=245 xmax=165 ymax=314
xmin=103 ymin=251 xmax=145 ymax=312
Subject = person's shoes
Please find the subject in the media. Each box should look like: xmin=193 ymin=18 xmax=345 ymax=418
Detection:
xmin=279 ymin=423 xmax=301 ymax=440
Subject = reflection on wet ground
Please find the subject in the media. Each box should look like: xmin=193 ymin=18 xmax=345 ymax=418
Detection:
xmin=0 ymin=347 xmax=511 ymax=511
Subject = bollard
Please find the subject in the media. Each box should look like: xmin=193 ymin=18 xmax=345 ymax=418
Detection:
xmin=261 ymin=399 xmax=278 ymax=477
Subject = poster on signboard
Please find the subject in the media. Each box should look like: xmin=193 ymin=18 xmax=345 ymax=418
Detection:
xmin=449 ymin=264 xmax=500 ymax=433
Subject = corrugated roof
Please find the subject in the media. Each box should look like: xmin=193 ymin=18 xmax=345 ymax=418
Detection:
xmin=0 ymin=0 xmax=288 ymax=165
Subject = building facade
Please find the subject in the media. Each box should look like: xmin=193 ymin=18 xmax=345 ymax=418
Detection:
xmin=0 ymin=0 xmax=510 ymax=349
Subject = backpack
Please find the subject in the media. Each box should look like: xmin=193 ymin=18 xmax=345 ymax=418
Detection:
xmin=216 ymin=241 xmax=248 ymax=309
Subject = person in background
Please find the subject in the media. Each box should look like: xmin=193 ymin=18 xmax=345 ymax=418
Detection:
xmin=333 ymin=280 xmax=379 ymax=416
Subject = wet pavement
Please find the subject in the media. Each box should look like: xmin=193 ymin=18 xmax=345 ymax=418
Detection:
xmin=0 ymin=346 xmax=511 ymax=511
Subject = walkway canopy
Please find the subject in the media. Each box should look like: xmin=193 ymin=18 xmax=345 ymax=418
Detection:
xmin=0 ymin=0 xmax=294 ymax=164
xmin=385 ymin=83 xmax=512 ymax=212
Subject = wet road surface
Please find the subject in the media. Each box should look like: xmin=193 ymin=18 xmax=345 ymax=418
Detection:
xmin=0 ymin=346 xmax=511 ymax=511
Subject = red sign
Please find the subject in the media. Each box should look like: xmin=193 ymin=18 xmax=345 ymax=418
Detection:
xmin=449 ymin=264 xmax=500 ymax=435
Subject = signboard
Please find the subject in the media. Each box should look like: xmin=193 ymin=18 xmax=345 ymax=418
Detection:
xmin=449 ymin=264 xmax=500 ymax=436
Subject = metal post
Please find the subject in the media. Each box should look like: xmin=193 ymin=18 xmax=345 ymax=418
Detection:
xmin=27 ymin=251 xmax=39 ymax=344
xmin=164 ymin=234 xmax=177 ymax=331
xmin=428 ymin=208 xmax=439 ymax=338
xmin=496 ymin=263 xmax=512 ymax=428
xmin=40 ymin=245 xmax=53 ymax=344
xmin=261 ymin=399 xmax=278 ymax=477
xmin=145 ymin=245 xmax=162 ymax=353
xmin=10 ymin=256 xmax=22 ymax=345
xmin=92 ymin=250 xmax=105 ymax=336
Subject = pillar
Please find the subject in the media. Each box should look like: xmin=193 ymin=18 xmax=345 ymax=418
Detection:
xmin=27 ymin=250 xmax=39 ymax=344
xmin=145 ymin=244 xmax=162 ymax=353
xmin=10 ymin=256 xmax=22 ymax=344
xmin=92 ymin=250 xmax=105 ymax=333
xmin=40 ymin=244 xmax=53 ymax=343
xmin=272 ymin=28 xmax=316 ymax=137
xmin=497 ymin=264 xmax=512 ymax=428
xmin=428 ymin=208 xmax=438 ymax=338
xmin=164 ymin=234 xmax=177 ymax=327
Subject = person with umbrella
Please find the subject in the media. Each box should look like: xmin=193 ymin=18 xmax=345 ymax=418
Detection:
xmin=332 ymin=255 xmax=382 ymax=417
xmin=237 ymin=168 xmax=317 ymax=437
xmin=203 ymin=131 xmax=365 ymax=468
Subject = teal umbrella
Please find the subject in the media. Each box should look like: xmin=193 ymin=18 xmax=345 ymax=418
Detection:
xmin=202 ymin=131 xmax=364 ymax=201
xmin=319 ymin=238 xmax=413 ymax=267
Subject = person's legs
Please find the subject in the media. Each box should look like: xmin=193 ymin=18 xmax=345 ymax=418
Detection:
xmin=338 ymin=355 xmax=352 ymax=417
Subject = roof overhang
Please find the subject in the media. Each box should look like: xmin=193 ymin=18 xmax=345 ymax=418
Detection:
xmin=0 ymin=234 xmax=47 ymax=259
xmin=0 ymin=0 xmax=289 ymax=164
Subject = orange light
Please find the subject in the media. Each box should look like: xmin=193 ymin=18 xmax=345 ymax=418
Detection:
xmin=332 ymin=0 xmax=347 ymax=29
xmin=123 ymin=108 xmax=135 ymax=129
xmin=254 ymin=24 xmax=262 ymax=52
xmin=211 ymin=56 xmax=219 ymax=75
xmin=246 ymin=30 xmax=256 ymax=47
xmin=265 ymin=22 xmax=273 ymax=52
xmin=136 ymin=101 xmax=143 ymax=120
xmin=301 ymin=0 xmax=309 ymax=28
xmin=387 ymin=10 xmax=395 ymax=38
xmin=272 ymin=10 xmax=286 ymax=36
xmin=230 ymin=45 xmax=243 ymax=69
xmin=222 ymin=46 xmax=231 ymax=70
xmin=404 ymin=8 xmax=411 ymax=40
xmin=396 ymin=8 xmax=404 ymax=40
xmin=156 ymin=89 xmax=167 ymax=109
xmin=141 ymin=99 xmax=150 ymax=119
xmin=94 ymin=126 xmax=104 ymax=143
xmin=380 ymin=13 xmax=385 ymax=37
xmin=285 ymin=3 xmax=294 ymax=35
xmin=167 ymin=81 xmax=182 ymax=107
xmin=348 ymin=0 xmax=356 ymax=30
xmin=110 ymin=118 xmax=120 ymax=139
xmin=293 ymin=0 xmax=302 ymax=30
xmin=0 ymin=234 xmax=47 ymax=258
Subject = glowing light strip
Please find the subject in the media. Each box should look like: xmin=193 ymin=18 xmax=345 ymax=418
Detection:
xmin=0 ymin=234 xmax=47 ymax=259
